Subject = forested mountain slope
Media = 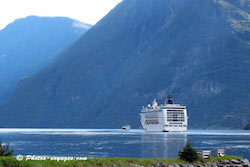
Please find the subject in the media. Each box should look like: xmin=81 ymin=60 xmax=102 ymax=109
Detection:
xmin=0 ymin=0 xmax=249 ymax=129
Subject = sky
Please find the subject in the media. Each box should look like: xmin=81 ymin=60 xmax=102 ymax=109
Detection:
xmin=0 ymin=0 xmax=122 ymax=30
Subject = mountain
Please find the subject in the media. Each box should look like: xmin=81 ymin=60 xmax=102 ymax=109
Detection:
xmin=0 ymin=16 xmax=91 ymax=106
xmin=0 ymin=0 xmax=249 ymax=129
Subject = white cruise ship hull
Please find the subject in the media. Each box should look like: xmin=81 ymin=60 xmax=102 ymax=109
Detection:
xmin=140 ymin=104 xmax=188 ymax=132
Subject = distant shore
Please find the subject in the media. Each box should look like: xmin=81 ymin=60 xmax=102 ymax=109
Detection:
xmin=0 ymin=155 xmax=249 ymax=167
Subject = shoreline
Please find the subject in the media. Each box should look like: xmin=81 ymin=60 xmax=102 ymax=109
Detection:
xmin=0 ymin=156 xmax=249 ymax=167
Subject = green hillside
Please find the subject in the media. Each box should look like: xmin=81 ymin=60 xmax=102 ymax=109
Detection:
xmin=0 ymin=0 xmax=249 ymax=129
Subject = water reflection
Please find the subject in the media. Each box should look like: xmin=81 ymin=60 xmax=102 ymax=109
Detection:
xmin=140 ymin=133 xmax=187 ymax=158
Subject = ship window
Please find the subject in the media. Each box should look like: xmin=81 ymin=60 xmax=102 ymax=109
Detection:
xmin=175 ymin=119 xmax=183 ymax=122
xmin=145 ymin=119 xmax=159 ymax=124
xmin=169 ymin=122 xmax=183 ymax=124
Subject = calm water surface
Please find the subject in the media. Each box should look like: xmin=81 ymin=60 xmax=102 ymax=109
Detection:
xmin=0 ymin=129 xmax=249 ymax=159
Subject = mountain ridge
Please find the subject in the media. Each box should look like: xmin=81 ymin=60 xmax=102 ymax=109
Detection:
xmin=0 ymin=0 xmax=249 ymax=129
xmin=0 ymin=16 xmax=91 ymax=106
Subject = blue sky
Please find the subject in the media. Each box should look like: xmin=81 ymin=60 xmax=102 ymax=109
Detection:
xmin=0 ymin=0 xmax=122 ymax=30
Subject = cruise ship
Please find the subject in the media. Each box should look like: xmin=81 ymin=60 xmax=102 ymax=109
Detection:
xmin=140 ymin=96 xmax=188 ymax=132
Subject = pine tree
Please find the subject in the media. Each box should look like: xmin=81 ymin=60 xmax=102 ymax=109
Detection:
xmin=0 ymin=141 xmax=14 ymax=156
xmin=244 ymin=124 xmax=250 ymax=130
xmin=179 ymin=142 xmax=199 ymax=162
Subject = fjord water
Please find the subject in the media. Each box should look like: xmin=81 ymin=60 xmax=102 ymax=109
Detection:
xmin=0 ymin=129 xmax=249 ymax=159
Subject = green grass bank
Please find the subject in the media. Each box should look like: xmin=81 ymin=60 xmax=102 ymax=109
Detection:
xmin=0 ymin=156 xmax=242 ymax=167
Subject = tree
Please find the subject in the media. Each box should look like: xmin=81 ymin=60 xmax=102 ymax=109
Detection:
xmin=179 ymin=142 xmax=199 ymax=162
xmin=0 ymin=141 xmax=14 ymax=156
xmin=244 ymin=124 xmax=250 ymax=130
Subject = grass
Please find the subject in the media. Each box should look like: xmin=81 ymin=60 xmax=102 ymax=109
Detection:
xmin=0 ymin=156 xmax=243 ymax=167
xmin=205 ymin=155 xmax=242 ymax=162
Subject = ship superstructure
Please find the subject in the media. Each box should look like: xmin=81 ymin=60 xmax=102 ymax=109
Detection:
xmin=140 ymin=96 xmax=188 ymax=132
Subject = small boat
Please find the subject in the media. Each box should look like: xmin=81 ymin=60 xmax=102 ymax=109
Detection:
xmin=122 ymin=125 xmax=131 ymax=130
